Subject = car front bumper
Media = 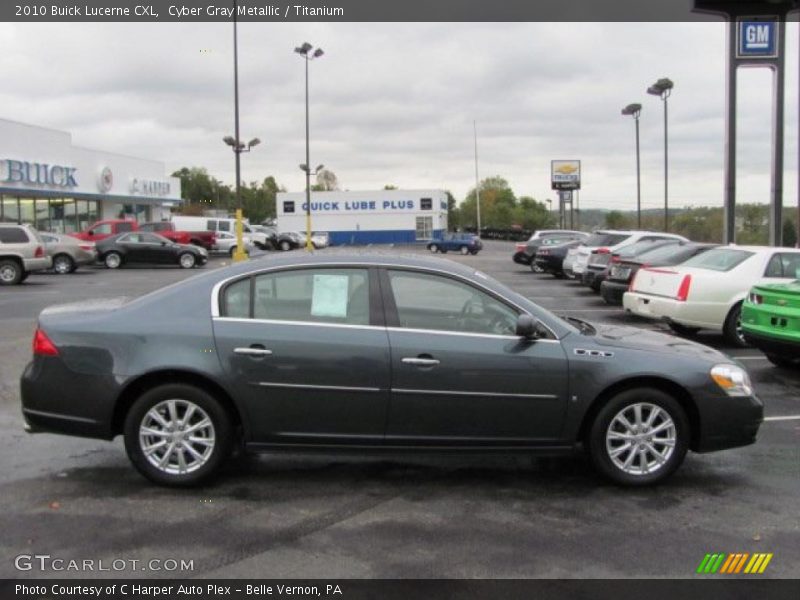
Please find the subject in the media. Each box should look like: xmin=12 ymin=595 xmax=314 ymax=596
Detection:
xmin=695 ymin=392 xmax=764 ymax=453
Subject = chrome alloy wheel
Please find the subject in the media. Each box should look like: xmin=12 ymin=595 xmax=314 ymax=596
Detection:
xmin=139 ymin=399 xmax=216 ymax=475
xmin=0 ymin=264 xmax=18 ymax=283
xmin=605 ymin=402 xmax=676 ymax=476
xmin=179 ymin=253 xmax=196 ymax=268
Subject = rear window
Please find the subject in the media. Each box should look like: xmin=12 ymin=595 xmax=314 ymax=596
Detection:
xmin=681 ymin=248 xmax=754 ymax=272
xmin=584 ymin=232 xmax=630 ymax=247
xmin=0 ymin=227 xmax=30 ymax=243
xmin=616 ymin=240 xmax=677 ymax=258
xmin=633 ymin=244 xmax=692 ymax=264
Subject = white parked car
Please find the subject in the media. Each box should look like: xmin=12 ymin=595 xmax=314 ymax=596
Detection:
xmin=623 ymin=245 xmax=800 ymax=346
xmin=211 ymin=231 xmax=254 ymax=257
xmin=568 ymin=230 xmax=687 ymax=286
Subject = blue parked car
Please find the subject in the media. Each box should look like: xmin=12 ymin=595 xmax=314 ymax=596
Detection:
xmin=427 ymin=233 xmax=483 ymax=255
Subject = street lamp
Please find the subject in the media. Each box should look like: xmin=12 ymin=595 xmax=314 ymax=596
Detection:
xmin=621 ymin=103 xmax=642 ymax=229
xmin=295 ymin=41 xmax=324 ymax=252
xmin=647 ymin=77 xmax=674 ymax=232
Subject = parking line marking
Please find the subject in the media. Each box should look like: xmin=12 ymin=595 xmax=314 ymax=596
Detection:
xmin=763 ymin=415 xmax=800 ymax=422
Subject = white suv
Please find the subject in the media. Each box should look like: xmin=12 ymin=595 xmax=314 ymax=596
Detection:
xmin=0 ymin=224 xmax=52 ymax=285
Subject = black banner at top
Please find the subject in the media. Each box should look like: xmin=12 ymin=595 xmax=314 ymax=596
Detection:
xmin=3 ymin=0 xmax=799 ymax=23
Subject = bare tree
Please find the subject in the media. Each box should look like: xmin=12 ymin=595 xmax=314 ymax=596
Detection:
xmin=315 ymin=169 xmax=339 ymax=191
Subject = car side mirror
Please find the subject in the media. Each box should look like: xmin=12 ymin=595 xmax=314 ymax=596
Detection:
xmin=516 ymin=314 xmax=546 ymax=340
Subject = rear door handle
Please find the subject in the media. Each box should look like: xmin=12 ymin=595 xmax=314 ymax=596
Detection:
xmin=234 ymin=347 xmax=273 ymax=357
xmin=402 ymin=357 xmax=440 ymax=366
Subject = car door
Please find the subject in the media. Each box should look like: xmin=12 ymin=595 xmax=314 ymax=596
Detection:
xmin=212 ymin=266 xmax=392 ymax=445
xmin=136 ymin=232 xmax=170 ymax=263
xmin=115 ymin=233 xmax=146 ymax=263
xmin=381 ymin=268 xmax=569 ymax=446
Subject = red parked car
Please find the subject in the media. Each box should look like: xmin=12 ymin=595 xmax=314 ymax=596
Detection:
xmin=69 ymin=220 xmax=215 ymax=250
xmin=69 ymin=219 xmax=136 ymax=242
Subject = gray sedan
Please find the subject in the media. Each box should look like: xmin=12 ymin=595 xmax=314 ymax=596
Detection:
xmin=20 ymin=254 xmax=763 ymax=486
xmin=40 ymin=232 xmax=98 ymax=274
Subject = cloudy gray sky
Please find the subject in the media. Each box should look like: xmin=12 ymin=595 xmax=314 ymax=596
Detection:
xmin=0 ymin=21 xmax=797 ymax=211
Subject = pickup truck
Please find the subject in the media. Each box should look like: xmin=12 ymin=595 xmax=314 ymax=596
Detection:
xmin=138 ymin=222 xmax=216 ymax=250
xmin=69 ymin=220 xmax=216 ymax=250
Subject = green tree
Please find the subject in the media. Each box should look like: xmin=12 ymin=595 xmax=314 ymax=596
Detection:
xmin=782 ymin=217 xmax=797 ymax=248
xmin=605 ymin=210 xmax=630 ymax=229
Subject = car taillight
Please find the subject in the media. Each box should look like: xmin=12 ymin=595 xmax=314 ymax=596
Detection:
xmin=676 ymin=274 xmax=692 ymax=302
xmin=628 ymin=271 xmax=638 ymax=291
xmin=515 ymin=243 xmax=526 ymax=252
xmin=610 ymin=255 xmax=621 ymax=263
xmin=747 ymin=291 xmax=763 ymax=305
xmin=34 ymin=246 xmax=44 ymax=258
xmin=33 ymin=328 xmax=59 ymax=356
xmin=594 ymin=247 xmax=610 ymax=254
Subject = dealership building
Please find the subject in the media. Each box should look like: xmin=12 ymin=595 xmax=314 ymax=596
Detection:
xmin=276 ymin=189 xmax=448 ymax=245
xmin=0 ymin=118 xmax=182 ymax=234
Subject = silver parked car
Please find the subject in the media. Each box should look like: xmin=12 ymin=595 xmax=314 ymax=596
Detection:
xmin=0 ymin=224 xmax=52 ymax=285
xmin=40 ymin=232 xmax=98 ymax=274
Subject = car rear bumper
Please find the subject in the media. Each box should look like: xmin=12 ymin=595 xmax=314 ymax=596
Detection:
xmin=512 ymin=252 xmax=531 ymax=265
xmin=600 ymin=280 xmax=628 ymax=305
xmin=742 ymin=330 xmax=800 ymax=359
xmin=622 ymin=292 xmax=722 ymax=330
xmin=20 ymin=357 xmax=117 ymax=440
xmin=534 ymin=256 xmax=563 ymax=273
xmin=24 ymin=257 xmax=52 ymax=272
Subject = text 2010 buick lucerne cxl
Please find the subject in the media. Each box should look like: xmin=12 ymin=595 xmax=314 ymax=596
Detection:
xmin=21 ymin=255 xmax=763 ymax=486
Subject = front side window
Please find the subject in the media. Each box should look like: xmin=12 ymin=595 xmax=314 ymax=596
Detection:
xmin=218 ymin=221 xmax=231 ymax=232
xmin=387 ymin=270 xmax=519 ymax=336
xmin=221 ymin=268 xmax=371 ymax=326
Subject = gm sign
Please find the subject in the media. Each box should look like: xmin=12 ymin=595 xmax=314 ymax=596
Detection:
xmin=737 ymin=19 xmax=778 ymax=59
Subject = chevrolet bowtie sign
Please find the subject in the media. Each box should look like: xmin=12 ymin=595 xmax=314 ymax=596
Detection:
xmin=551 ymin=160 xmax=581 ymax=191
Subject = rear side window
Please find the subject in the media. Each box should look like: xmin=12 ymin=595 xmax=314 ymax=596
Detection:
xmin=584 ymin=233 xmax=630 ymax=247
xmin=206 ymin=220 xmax=217 ymax=231
xmin=764 ymin=253 xmax=800 ymax=278
xmin=221 ymin=269 xmax=371 ymax=326
xmin=218 ymin=221 xmax=231 ymax=232
xmin=0 ymin=227 xmax=30 ymax=243
xmin=681 ymin=248 xmax=754 ymax=272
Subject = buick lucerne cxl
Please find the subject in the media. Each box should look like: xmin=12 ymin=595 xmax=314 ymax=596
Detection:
xmin=21 ymin=255 xmax=763 ymax=486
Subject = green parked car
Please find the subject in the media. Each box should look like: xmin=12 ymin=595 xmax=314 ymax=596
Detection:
xmin=742 ymin=281 xmax=800 ymax=367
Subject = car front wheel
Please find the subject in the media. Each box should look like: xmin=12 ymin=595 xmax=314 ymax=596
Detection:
xmin=124 ymin=384 xmax=233 ymax=486
xmin=460 ymin=246 xmax=469 ymax=255
xmin=279 ymin=240 xmax=291 ymax=251
xmin=429 ymin=244 xmax=439 ymax=253
xmin=178 ymin=252 xmax=196 ymax=269
xmin=588 ymin=387 xmax=689 ymax=486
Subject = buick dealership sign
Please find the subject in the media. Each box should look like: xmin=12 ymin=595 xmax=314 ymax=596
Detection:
xmin=1 ymin=159 xmax=78 ymax=188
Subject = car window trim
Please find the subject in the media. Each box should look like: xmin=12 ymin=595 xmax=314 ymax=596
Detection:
xmin=211 ymin=261 xmax=559 ymax=340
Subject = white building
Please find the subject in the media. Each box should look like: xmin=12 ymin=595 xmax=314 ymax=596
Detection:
xmin=0 ymin=118 xmax=182 ymax=233
xmin=276 ymin=189 xmax=448 ymax=245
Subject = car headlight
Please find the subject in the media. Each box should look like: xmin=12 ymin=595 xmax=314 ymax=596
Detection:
xmin=710 ymin=364 xmax=753 ymax=397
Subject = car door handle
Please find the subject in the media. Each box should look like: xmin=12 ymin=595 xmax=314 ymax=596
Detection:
xmin=402 ymin=357 xmax=440 ymax=366
xmin=234 ymin=347 xmax=273 ymax=357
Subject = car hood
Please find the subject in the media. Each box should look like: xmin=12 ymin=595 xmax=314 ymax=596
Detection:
xmin=587 ymin=322 xmax=728 ymax=361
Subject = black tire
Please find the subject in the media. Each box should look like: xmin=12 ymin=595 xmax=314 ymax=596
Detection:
xmin=723 ymin=302 xmax=748 ymax=348
xmin=553 ymin=271 xmax=566 ymax=279
xmin=104 ymin=252 xmax=122 ymax=269
xmin=668 ymin=322 xmax=701 ymax=337
xmin=587 ymin=387 xmax=689 ymax=486
xmin=0 ymin=259 xmax=23 ymax=285
xmin=52 ymin=253 xmax=75 ymax=275
xmin=229 ymin=246 xmax=237 ymax=258
xmin=19 ymin=271 xmax=29 ymax=282
xmin=460 ymin=246 xmax=469 ymax=255
xmin=178 ymin=252 xmax=196 ymax=269
xmin=766 ymin=354 xmax=796 ymax=368
xmin=123 ymin=384 xmax=233 ymax=486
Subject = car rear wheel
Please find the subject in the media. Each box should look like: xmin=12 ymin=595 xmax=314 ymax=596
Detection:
xmin=0 ymin=259 xmax=23 ymax=285
xmin=588 ymin=387 xmax=689 ymax=486
xmin=52 ymin=254 xmax=75 ymax=275
xmin=460 ymin=246 xmax=469 ymax=255
xmin=178 ymin=252 xmax=196 ymax=269
xmin=279 ymin=240 xmax=291 ymax=251
xmin=530 ymin=262 xmax=543 ymax=273
xmin=124 ymin=384 xmax=233 ymax=486
xmin=429 ymin=244 xmax=439 ymax=253
xmin=104 ymin=252 xmax=122 ymax=269
xmin=723 ymin=302 xmax=748 ymax=348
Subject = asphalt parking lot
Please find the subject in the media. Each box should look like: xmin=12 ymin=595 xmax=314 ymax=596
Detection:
xmin=0 ymin=241 xmax=798 ymax=579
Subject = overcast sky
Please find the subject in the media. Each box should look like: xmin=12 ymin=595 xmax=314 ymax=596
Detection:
xmin=0 ymin=21 xmax=798 ymax=212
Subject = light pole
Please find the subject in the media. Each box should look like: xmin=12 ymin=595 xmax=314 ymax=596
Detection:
xmin=473 ymin=120 xmax=481 ymax=237
xmin=224 ymin=0 xmax=260 ymax=262
xmin=621 ymin=103 xmax=643 ymax=229
xmin=647 ymin=77 xmax=674 ymax=232
xmin=295 ymin=42 xmax=324 ymax=251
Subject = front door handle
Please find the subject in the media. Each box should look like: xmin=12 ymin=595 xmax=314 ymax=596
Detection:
xmin=402 ymin=357 xmax=440 ymax=367
xmin=234 ymin=346 xmax=273 ymax=357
